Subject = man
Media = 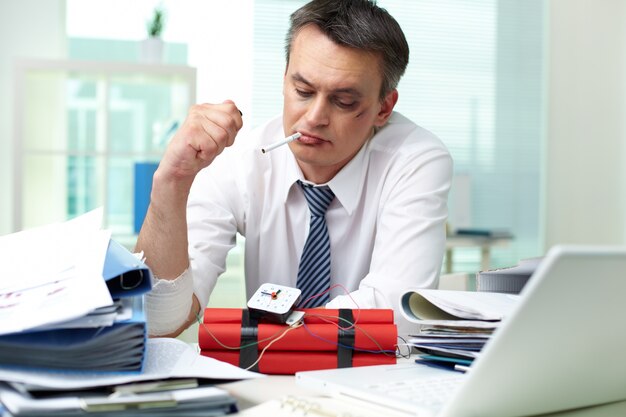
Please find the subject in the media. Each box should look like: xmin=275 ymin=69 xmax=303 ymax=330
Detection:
xmin=137 ymin=0 xmax=452 ymax=338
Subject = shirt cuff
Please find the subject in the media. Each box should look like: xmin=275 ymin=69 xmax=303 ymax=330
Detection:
xmin=144 ymin=268 xmax=194 ymax=336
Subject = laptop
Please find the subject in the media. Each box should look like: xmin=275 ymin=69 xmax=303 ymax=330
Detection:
xmin=296 ymin=245 xmax=626 ymax=417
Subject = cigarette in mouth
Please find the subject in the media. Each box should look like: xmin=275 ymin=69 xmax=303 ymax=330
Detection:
xmin=261 ymin=132 xmax=302 ymax=154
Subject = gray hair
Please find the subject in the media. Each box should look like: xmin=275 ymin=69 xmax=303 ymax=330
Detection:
xmin=285 ymin=0 xmax=409 ymax=99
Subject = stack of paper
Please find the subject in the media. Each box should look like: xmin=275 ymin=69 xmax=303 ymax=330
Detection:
xmin=400 ymin=289 xmax=519 ymax=367
xmin=0 ymin=211 xmax=266 ymax=416
xmin=0 ymin=338 xmax=263 ymax=416
xmin=0 ymin=210 xmax=150 ymax=372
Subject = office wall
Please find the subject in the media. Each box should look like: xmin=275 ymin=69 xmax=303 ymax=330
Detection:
xmin=545 ymin=0 xmax=626 ymax=247
xmin=0 ymin=0 xmax=67 ymax=236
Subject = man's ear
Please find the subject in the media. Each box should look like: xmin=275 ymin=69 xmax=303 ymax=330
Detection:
xmin=374 ymin=89 xmax=399 ymax=127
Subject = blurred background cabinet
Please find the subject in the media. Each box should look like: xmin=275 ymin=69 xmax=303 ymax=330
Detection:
xmin=13 ymin=59 xmax=196 ymax=247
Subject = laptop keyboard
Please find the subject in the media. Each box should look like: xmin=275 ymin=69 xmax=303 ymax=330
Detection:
xmin=367 ymin=374 xmax=465 ymax=408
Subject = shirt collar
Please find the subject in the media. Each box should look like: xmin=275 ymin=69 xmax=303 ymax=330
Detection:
xmin=279 ymin=140 xmax=370 ymax=217
xmin=327 ymin=143 xmax=368 ymax=216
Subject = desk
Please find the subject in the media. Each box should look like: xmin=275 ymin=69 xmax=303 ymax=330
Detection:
xmin=445 ymin=233 xmax=513 ymax=273
xmin=218 ymin=368 xmax=626 ymax=417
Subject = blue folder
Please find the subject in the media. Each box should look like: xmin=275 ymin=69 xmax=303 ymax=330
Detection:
xmin=133 ymin=162 xmax=159 ymax=234
xmin=103 ymin=239 xmax=153 ymax=298
xmin=0 ymin=311 xmax=146 ymax=372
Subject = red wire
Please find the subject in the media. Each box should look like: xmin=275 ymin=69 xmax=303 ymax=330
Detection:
xmin=299 ymin=284 xmax=361 ymax=330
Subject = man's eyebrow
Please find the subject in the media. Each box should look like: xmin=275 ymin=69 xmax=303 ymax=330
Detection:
xmin=291 ymin=72 xmax=363 ymax=98
xmin=291 ymin=73 xmax=313 ymax=87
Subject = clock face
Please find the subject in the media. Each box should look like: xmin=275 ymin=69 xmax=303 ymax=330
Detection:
xmin=247 ymin=283 xmax=301 ymax=314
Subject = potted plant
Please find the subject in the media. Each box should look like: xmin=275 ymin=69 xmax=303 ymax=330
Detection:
xmin=141 ymin=7 xmax=165 ymax=63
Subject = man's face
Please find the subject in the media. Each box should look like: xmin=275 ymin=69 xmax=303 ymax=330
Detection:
xmin=283 ymin=24 xmax=397 ymax=184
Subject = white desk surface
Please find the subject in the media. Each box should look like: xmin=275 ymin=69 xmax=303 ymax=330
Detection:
xmin=218 ymin=367 xmax=626 ymax=417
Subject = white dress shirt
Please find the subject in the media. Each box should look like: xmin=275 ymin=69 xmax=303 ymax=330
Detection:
xmin=178 ymin=111 xmax=452 ymax=336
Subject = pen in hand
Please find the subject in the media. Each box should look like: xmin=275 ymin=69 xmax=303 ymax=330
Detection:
xmin=261 ymin=132 xmax=302 ymax=154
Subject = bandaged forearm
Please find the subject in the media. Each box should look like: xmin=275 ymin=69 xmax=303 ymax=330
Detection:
xmin=145 ymin=268 xmax=194 ymax=336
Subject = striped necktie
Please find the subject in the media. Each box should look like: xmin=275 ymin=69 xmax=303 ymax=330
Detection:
xmin=296 ymin=181 xmax=335 ymax=308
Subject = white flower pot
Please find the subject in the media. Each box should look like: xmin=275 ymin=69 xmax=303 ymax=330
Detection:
xmin=140 ymin=37 xmax=164 ymax=64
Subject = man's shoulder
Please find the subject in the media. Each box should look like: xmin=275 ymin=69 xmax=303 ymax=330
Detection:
xmin=360 ymin=112 xmax=453 ymax=191
xmin=373 ymin=112 xmax=449 ymax=156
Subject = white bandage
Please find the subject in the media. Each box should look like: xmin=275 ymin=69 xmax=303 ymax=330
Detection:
xmin=144 ymin=268 xmax=194 ymax=336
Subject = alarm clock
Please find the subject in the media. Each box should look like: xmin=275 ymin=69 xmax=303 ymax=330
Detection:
xmin=247 ymin=283 xmax=301 ymax=323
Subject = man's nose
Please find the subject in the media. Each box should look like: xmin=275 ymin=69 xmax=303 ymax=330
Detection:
xmin=304 ymin=96 xmax=330 ymax=127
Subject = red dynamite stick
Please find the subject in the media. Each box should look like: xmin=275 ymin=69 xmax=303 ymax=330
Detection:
xmin=200 ymin=350 xmax=396 ymax=375
xmin=202 ymin=308 xmax=394 ymax=324
xmin=198 ymin=322 xmax=397 ymax=351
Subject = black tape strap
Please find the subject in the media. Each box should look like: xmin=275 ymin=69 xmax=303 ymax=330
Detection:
xmin=239 ymin=310 xmax=259 ymax=371
xmin=337 ymin=309 xmax=355 ymax=368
